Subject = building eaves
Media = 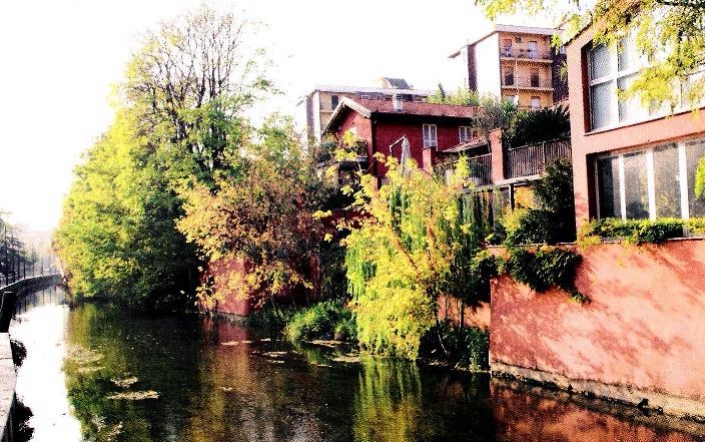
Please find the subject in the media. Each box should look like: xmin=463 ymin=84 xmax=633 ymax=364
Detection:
xmin=449 ymin=23 xmax=561 ymax=58
xmin=322 ymin=97 xmax=373 ymax=135
xmin=310 ymin=85 xmax=434 ymax=95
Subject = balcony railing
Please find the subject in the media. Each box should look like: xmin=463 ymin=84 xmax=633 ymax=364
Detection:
xmin=505 ymin=140 xmax=571 ymax=179
xmin=500 ymin=48 xmax=553 ymax=60
xmin=501 ymin=76 xmax=553 ymax=89
xmin=435 ymin=154 xmax=493 ymax=186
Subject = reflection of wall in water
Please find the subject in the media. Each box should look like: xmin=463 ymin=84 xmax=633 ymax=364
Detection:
xmin=13 ymin=285 xmax=68 ymax=318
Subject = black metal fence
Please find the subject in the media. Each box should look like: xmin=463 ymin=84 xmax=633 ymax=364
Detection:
xmin=505 ymin=140 xmax=571 ymax=179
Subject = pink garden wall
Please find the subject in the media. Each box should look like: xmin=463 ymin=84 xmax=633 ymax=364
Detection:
xmin=490 ymin=238 xmax=705 ymax=417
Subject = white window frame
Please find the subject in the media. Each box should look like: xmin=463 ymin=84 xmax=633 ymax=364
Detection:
xmin=423 ymin=124 xmax=438 ymax=148
xmin=501 ymin=38 xmax=512 ymax=57
xmin=530 ymin=96 xmax=541 ymax=110
xmin=459 ymin=126 xmax=473 ymax=143
xmin=586 ymin=35 xmax=702 ymax=131
xmin=594 ymin=140 xmax=703 ymax=220
xmin=528 ymin=40 xmax=538 ymax=59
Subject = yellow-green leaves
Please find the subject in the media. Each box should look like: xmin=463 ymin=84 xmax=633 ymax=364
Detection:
xmin=343 ymin=158 xmax=489 ymax=359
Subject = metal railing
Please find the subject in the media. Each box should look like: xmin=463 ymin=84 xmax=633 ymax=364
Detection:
xmin=435 ymin=154 xmax=493 ymax=186
xmin=505 ymin=140 xmax=571 ymax=179
xmin=500 ymin=48 xmax=553 ymax=60
xmin=501 ymin=76 xmax=553 ymax=89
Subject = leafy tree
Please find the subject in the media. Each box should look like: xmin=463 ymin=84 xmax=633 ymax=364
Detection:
xmin=343 ymin=157 xmax=492 ymax=359
xmin=55 ymin=110 xmax=198 ymax=307
xmin=56 ymin=6 xmax=273 ymax=308
xmin=472 ymin=94 xmax=520 ymax=145
xmin=476 ymin=0 xmax=705 ymax=110
xmin=428 ymin=85 xmax=480 ymax=106
xmin=510 ymin=105 xmax=570 ymax=147
xmin=119 ymin=5 xmax=272 ymax=186
xmin=176 ymin=117 xmax=331 ymax=310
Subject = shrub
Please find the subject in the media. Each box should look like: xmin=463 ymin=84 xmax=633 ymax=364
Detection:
xmin=503 ymin=246 xmax=586 ymax=302
xmin=584 ymin=218 xmax=685 ymax=244
xmin=418 ymin=321 xmax=489 ymax=371
xmin=285 ymin=301 xmax=356 ymax=342
xmin=503 ymin=159 xmax=576 ymax=245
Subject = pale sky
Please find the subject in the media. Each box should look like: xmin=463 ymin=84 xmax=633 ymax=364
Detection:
xmin=0 ymin=0 xmax=548 ymax=232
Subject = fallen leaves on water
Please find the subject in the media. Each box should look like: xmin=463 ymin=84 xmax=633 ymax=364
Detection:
xmin=221 ymin=340 xmax=253 ymax=346
xmin=107 ymin=390 xmax=159 ymax=400
xmin=331 ymin=354 xmax=361 ymax=364
xmin=308 ymin=340 xmax=344 ymax=348
xmin=66 ymin=344 xmax=104 ymax=365
xmin=262 ymin=351 xmax=288 ymax=358
xmin=111 ymin=376 xmax=138 ymax=388
xmin=77 ymin=366 xmax=103 ymax=374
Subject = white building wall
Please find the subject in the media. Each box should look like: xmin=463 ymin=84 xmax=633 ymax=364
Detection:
xmin=474 ymin=34 xmax=501 ymax=99
xmin=312 ymin=91 xmax=322 ymax=141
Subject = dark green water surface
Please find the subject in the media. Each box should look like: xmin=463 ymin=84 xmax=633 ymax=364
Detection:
xmin=9 ymin=286 xmax=705 ymax=441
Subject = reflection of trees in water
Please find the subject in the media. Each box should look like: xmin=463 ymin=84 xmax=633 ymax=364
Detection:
xmin=353 ymin=359 xmax=432 ymax=442
xmin=64 ymin=303 xmax=205 ymax=441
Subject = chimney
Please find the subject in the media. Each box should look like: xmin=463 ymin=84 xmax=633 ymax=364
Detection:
xmin=392 ymin=94 xmax=403 ymax=112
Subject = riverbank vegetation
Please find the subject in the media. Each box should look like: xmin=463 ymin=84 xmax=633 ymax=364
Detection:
xmin=55 ymin=6 xmax=321 ymax=309
xmin=55 ymin=5 xmax=581 ymax=368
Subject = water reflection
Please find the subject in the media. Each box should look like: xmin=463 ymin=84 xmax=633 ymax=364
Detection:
xmin=9 ymin=289 xmax=705 ymax=441
xmin=353 ymin=360 xmax=428 ymax=441
xmin=10 ymin=285 xmax=81 ymax=441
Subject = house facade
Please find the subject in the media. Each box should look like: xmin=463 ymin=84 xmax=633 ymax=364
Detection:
xmin=322 ymin=96 xmax=483 ymax=182
xmin=450 ymin=24 xmax=568 ymax=110
xmin=566 ymin=25 xmax=705 ymax=229
xmin=296 ymin=82 xmax=433 ymax=144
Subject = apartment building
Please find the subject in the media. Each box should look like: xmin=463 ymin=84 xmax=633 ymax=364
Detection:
xmin=296 ymin=80 xmax=433 ymax=144
xmin=449 ymin=24 xmax=568 ymax=110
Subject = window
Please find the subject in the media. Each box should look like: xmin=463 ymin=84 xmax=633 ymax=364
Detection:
xmin=422 ymin=124 xmax=437 ymax=148
xmin=595 ymin=139 xmax=705 ymax=220
xmin=504 ymin=95 xmax=518 ymax=105
xmin=459 ymin=126 xmax=473 ymax=143
xmin=330 ymin=95 xmax=339 ymax=109
xmin=531 ymin=96 xmax=541 ymax=110
xmin=530 ymin=68 xmax=540 ymax=87
xmin=502 ymin=39 xmax=512 ymax=57
xmin=528 ymin=41 xmax=538 ymax=59
xmin=588 ymin=36 xmax=651 ymax=130
xmin=503 ymin=66 xmax=514 ymax=86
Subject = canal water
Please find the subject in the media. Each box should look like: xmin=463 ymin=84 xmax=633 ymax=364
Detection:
xmin=9 ymin=286 xmax=705 ymax=441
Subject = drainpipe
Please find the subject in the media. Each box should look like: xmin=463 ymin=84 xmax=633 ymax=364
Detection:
xmin=372 ymin=118 xmax=380 ymax=188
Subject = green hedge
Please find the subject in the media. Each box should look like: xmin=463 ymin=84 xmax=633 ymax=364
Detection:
xmin=582 ymin=218 xmax=705 ymax=244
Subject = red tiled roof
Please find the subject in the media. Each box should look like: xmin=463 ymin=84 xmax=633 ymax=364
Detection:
xmin=354 ymin=98 xmax=478 ymax=118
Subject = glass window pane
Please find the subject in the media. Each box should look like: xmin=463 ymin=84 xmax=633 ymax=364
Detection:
xmin=686 ymin=139 xmax=705 ymax=217
xmin=591 ymin=81 xmax=613 ymax=130
xmin=624 ymin=152 xmax=649 ymax=219
xmin=653 ymin=144 xmax=681 ymax=218
xmin=590 ymin=44 xmax=610 ymax=80
xmin=597 ymin=156 xmax=622 ymax=218
xmin=617 ymin=36 xmax=635 ymax=72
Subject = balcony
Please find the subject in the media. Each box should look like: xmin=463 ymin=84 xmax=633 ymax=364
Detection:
xmin=435 ymin=154 xmax=493 ymax=186
xmin=504 ymin=140 xmax=571 ymax=179
xmin=500 ymin=48 xmax=553 ymax=62
xmin=501 ymin=75 xmax=553 ymax=90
